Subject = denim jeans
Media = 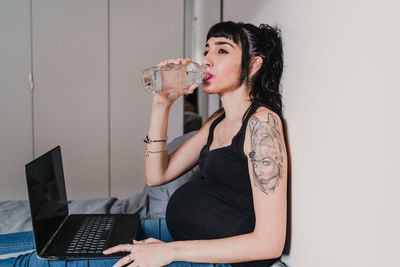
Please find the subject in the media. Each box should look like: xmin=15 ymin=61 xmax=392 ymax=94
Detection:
xmin=0 ymin=219 xmax=231 ymax=267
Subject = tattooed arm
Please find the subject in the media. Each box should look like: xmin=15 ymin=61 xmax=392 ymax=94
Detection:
xmin=244 ymin=108 xmax=288 ymax=256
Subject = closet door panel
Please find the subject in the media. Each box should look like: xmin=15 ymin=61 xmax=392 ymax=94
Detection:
xmin=110 ymin=0 xmax=184 ymax=198
xmin=0 ymin=0 xmax=32 ymax=200
xmin=32 ymin=0 xmax=109 ymax=199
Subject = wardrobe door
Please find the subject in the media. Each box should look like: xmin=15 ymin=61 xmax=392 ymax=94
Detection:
xmin=110 ymin=0 xmax=184 ymax=198
xmin=32 ymin=0 xmax=109 ymax=199
xmin=0 ymin=0 xmax=32 ymax=200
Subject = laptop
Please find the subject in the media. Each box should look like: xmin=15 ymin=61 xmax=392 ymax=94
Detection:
xmin=25 ymin=146 xmax=140 ymax=260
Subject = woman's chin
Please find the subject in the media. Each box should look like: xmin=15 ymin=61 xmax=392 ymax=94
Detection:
xmin=201 ymin=83 xmax=216 ymax=94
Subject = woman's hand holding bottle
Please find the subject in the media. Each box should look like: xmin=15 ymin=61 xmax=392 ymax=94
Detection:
xmin=154 ymin=58 xmax=199 ymax=106
xmin=142 ymin=57 xmax=203 ymax=107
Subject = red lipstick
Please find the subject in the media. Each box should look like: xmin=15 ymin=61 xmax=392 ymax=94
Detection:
xmin=203 ymin=73 xmax=214 ymax=81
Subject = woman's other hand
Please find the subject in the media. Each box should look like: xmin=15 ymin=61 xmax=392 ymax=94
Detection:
xmin=103 ymin=238 xmax=175 ymax=267
xmin=152 ymin=57 xmax=199 ymax=107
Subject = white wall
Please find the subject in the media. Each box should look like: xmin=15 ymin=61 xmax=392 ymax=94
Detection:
xmin=0 ymin=0 xmax=184 ymax=200
xmin=0 ymin=0 xmax=32 ymax=200
xmin=185 ymin=0 xmax=222 ymax=122
xmin=224 ymin=1 xmax=400 ymax=266
xmin=109 ymin=0 xmax=184 ymax=198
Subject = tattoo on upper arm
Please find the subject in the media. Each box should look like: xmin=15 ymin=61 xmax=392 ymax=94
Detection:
xmin=248 ymin=113 xmax=284 ymax=196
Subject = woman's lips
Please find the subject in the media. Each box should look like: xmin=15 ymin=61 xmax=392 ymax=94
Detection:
xmin=203 ymin=73 xmax=214 ymax=82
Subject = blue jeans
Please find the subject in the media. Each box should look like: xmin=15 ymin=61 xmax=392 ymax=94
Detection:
xmin=0 ymin=219 xmax=231 ymax=267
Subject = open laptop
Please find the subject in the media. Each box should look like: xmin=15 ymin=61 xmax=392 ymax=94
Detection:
xmin=25 ymin=146 xmax=140 ymax=260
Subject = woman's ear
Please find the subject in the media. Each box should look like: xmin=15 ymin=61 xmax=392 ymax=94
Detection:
xmin=250 ymin=56 xmax=263 ymax=78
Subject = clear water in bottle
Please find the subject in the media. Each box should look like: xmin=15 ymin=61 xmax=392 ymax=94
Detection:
xmin=142 ymin=62 xmax=208 ymax=94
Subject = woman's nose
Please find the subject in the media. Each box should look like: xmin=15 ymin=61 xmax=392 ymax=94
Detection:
xmin=202 ymin=54 xmax=213 ymax=67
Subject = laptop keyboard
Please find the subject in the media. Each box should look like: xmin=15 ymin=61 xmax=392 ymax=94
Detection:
xmin=66 ymin=216 xmax=114 ymax=254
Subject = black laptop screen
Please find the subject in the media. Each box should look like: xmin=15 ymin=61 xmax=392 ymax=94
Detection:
xmin=25 ymin=146 xmax=68 ymax=254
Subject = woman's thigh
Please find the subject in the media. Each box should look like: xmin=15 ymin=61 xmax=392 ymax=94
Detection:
xmin=0 ymin=219 xmax=230 ymax=267
xmin=166 ymin=263 xmax=231 ymax=267
xmin=140 ymin=220 xmax=230 ymax=267
xmin=138 ymin=218 xmax=173 ymax=242
xmin=0 ymin=231 xmax=35 ymax=255
xmin=0 ymin=229 xmax=120 ymax=266
xmin=0 ymin=220 xmax=168 ymax=266
xmin=0 ymin=253 xmax=118 ymax=267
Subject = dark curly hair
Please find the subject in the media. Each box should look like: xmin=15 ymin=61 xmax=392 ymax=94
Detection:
xmin=206 ymin=21 xmax=284 ymax=118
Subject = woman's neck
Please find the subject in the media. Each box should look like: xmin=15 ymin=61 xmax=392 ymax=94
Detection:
xmin=219 ymin=84 xmax=252 ymax=122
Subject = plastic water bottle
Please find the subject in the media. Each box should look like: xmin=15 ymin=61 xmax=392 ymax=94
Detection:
xmin=142 ymin=62 xmax=210 ymax=94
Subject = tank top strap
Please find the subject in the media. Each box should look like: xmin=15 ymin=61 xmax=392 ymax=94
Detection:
xmin=206 ymin=112 xmax=225 ymax=147
xmin=230 ymin=102 xmax=265 ymax=159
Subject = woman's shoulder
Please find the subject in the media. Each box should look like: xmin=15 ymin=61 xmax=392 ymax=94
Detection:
xmin=245 ymin=105 xmax=285 ymax=144
xmin=243 ymin=105 xmax=286 ymax=156
xmin=250 ymin=106 xmax=282 ymax=126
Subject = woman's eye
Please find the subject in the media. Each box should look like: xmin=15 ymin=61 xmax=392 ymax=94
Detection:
xmin=203 ymin=49 xmax=227 ymax=56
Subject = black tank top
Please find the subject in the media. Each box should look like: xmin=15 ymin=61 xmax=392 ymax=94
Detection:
xmin=166 ymin=104 xmax=279 ymax=266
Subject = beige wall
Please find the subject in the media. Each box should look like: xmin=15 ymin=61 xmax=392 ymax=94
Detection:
xmin=224 ymin=0 xmax=400 ymax=266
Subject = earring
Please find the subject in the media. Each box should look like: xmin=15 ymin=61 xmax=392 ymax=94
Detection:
xmin=246 ymin=76 xmax=252 ymax=85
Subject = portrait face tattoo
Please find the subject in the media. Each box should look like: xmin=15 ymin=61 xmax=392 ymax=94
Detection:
xmin=249 ymin=114 xmax=284 ymax=196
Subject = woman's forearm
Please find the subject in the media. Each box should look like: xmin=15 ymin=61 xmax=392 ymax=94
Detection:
xmin=167 ymin=232 xmax=283 ymax=264
xmin=144 ymin=101 xmax=171 ymax=186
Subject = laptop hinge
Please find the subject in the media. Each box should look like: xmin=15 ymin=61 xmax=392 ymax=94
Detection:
xmin=39 ymin=215 xmax=70 ymax=257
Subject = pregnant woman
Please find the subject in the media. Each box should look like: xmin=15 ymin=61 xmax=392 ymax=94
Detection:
xmin=0 ymin=21 xmax=288 ymax=267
